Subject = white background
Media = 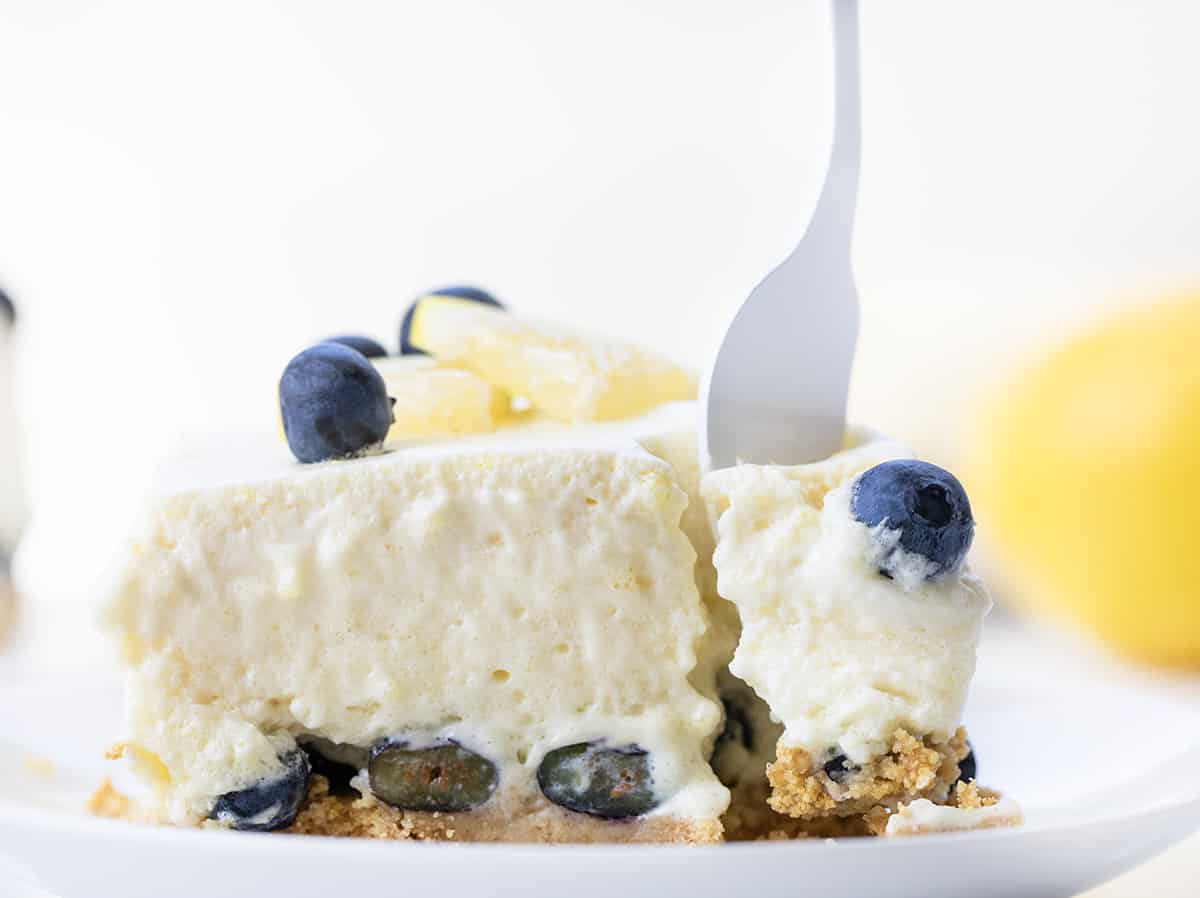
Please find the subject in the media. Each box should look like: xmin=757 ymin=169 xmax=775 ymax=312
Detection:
xmin=0 ymin=4 xmax=1198 ymax=893
xmin=2 ymin=1 xmax=1198 ymax=477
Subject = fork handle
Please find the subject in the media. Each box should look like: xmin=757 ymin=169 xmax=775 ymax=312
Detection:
xmin=808 ymin=0 xmax=861 ymax=255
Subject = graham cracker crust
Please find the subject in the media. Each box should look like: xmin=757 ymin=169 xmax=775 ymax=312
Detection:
xmin=90 ymin=775 xmax=723 ymax=845
xmin=720 ymin=776 xmax=945 ymax=841
xmin=951 ymin=780 xmax=1003 ymax=812
xmin=721 ymin=777 xmax=871 ymax=840
xmin=724 ymin=776 xmax=1013 ymax=841
xmin=87 ymin=778 xmax=154 ymax=824
xmin=90 ymin=731 xmax=1015 ymax=843
xmin=290 ymin=777 xmax=723 ymax=844
xmin=766 ymin=728 xmax=969 ymax=819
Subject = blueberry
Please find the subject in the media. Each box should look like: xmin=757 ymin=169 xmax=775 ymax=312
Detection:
xmin=714 ymin=695 xmax=755 ymax=756
xmin=323 ymin=334 xmax=388 ymax=359
xmin=279 ymin=342 xmax=394 ymax=463
xmin=398 ymin=285 xmax=503 ymax=355
xmin=956 ymin=742 xmax=977 ymax=785
xmin=822 ymin=753 xmax=858 ymax=785
xmin=299 ymin=737 xmax=369 ymax=795
xmin=0 ymin=286 xmax=13 ymax=325
xmin=368 ymin=740 xmax=497 ymax=812
xmin=851 ymin=460 xmax=975 ymax=579
xmin=210 ymin=748 xmax=311 ymax=832
xmin=537 ymin=742 xmax=658 ymax=819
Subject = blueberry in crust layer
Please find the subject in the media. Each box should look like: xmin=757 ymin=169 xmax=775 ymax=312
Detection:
xmin=956 ymin=742 xmax=977 ymax=786
xmin=300 ymin=737 xmax=369 ymax=794
xmin=369 ymin=741 xmax=498 ymax=813
xmin=537 ymin=743 xmax=657 ymax=819
xmin=210 ymin=749 xmax=311 ymax=832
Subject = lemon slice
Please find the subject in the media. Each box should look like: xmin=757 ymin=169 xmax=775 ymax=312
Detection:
xmin=407 ymin=297 xmax=696 ymax=423
xmin=373 ymin=357 xmax=512 ymax=441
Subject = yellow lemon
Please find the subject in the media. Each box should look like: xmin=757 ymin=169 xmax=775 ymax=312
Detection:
xmin=969 ymin=294 xmax=1200 ymax=666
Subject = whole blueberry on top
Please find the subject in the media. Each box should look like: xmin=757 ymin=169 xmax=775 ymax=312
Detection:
xmin=210 ymin=748 xmax=311 ymax=832
xmin=279 ymin=342 xmax=394 ymax=464
xmin=0 ymin=287 xmax=13 ymax=326
xmin=323 ymin=334 xmax=388 ymax=359
xmin=851 ymin=459 xmax=974 ymax=580
xmin=399 ymin=285 xmax=503 ymax=355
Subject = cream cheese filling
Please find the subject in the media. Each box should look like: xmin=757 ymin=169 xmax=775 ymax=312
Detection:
xmin=702 ymin=434 xmax=992 ymax=765
xmin=104 ymin=404 xmax=731 ymax=825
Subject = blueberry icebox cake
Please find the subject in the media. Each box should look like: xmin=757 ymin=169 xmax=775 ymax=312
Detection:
xmin=95 ymin=288 xmax=1022 ymax=843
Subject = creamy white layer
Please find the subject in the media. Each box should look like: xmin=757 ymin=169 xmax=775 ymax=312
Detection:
xmin=885 ymin=797 xmax=1023 ymax=836
xmin=702 ymin=433 xmax=992 ymax=765
xmin=104 ymin=405 xmax=730 ymax=826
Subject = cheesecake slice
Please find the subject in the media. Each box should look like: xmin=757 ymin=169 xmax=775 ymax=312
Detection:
xmin=702 ymin=432 xmax=1009 ymax=830
xmin=103 ymin=411 xmax=728 ymax=843
xmin=99 ymin=293 xmax=1018 ymax=842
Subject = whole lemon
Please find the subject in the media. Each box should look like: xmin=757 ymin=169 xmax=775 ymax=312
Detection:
xmin=969 ymin=295 xmax=1200 ymax=666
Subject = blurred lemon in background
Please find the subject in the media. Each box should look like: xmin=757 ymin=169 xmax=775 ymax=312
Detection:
xmin=970 ymin=293 xmax=1200 ymax=667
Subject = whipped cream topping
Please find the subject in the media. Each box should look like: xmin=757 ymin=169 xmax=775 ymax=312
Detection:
xmin=863 ymin=522 xmax=942 ymax=591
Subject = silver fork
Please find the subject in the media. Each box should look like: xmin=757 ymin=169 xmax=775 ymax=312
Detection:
xmin=701 ymin=0 xmax=861 ymax=471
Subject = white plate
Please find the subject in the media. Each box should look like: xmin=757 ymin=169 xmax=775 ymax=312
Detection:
xmin=3 ymin=635 xmax=1200 ymax=898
